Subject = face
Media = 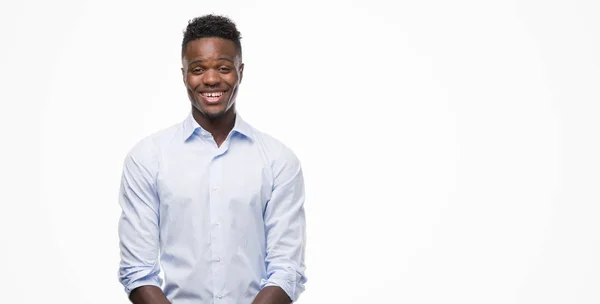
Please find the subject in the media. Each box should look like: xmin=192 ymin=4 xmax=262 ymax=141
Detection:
xmin=182 ymin=37 xmax=243 ymax=120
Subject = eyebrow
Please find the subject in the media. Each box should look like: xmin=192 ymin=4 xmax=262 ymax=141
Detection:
xmin=188 ymin=57 xmax=235 ymax=65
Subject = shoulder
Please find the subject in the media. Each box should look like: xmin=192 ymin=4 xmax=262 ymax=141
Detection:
xmin=248 ymin=125 xmax=302 ymax=176
xmin=124 ymin=122 xmax=182 ymax=168
xmin=252 ymin=125 xmax=299 ymax=158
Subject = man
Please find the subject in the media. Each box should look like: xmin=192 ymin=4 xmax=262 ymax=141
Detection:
xmin=117 ymin=14 xmax=307 ymax=304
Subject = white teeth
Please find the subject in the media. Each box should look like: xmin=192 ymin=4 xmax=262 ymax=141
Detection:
xmin=202 ymin=92 xmax=224 ymax=97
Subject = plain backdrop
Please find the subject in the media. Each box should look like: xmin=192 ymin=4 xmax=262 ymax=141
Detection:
xmin=1 ymin=0 xmax=599 ymax=303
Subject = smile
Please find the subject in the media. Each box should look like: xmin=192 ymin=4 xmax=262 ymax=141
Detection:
xmin=199 ymin=91 xmax=226 ymax=104
xmin=201 ymin=91 xmax=225 ymax=97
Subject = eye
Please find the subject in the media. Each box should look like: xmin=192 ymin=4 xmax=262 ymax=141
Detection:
xmin=219 ymin=66 xmax=232 ymax=73
xmin=192 ymin=67 xmax=204 ymax=74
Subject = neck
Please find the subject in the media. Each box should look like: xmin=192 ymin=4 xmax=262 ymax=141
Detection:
xmin=192 ymin=106 xmax=236 ymax=146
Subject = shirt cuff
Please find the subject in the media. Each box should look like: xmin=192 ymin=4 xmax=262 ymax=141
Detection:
xmin=124 ymin=276 xmax=162 ymax=296
xmin=260 ymin=275 xmax=297 ymax=302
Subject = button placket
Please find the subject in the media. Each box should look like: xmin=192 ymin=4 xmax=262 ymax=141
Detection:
xmin=208 ymin=154 xmax=226 ymax=298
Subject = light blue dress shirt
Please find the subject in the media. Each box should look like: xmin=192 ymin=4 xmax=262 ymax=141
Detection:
xmin=118 ymin=113 xmax=307 ymax=303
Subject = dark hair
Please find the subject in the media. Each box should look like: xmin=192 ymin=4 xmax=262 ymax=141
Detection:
xmin=181 ymin=14 xmax=242 ymax=59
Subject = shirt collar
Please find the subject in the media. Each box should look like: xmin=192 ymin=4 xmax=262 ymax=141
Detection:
xmin=182 ymin=112 xmax=254 ymax=142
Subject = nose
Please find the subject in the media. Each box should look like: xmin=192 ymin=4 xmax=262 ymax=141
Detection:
xmin=203 ymin=69 xmax=220 ymax=86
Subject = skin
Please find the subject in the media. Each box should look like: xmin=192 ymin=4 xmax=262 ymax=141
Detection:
xmin=182 ymin=37 xmax=244 ymax=147
xmin=129 ymin=37 xmax=291 ymax=304
xmin=129 ymin=286 xmax=170 ymax=304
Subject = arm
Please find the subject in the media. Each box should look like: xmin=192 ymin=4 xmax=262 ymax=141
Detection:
xmin=129 ymin=286 xmax=170 ymax=304
xmin=253 ymin=147 xmax=307 ymax=304
xmin=252 ymin=286 xmax=292 ymax=304
xmin=118 ymin=146 xmax=170 ymax=304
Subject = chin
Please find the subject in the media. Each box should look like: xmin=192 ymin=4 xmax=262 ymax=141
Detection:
xmin=203 ymin=111 xmax=227 ymax=120
xmin=196 ymin=105 xmax=227 ymax=120
xmin=192 ymin=98 xmax=235 ymax=119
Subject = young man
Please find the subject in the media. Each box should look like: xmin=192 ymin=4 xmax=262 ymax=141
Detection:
xmin=117 ymin=14 xmax=307 ymax=304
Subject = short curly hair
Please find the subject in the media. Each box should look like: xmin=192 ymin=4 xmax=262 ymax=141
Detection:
xmin=181 ymin=14 xmax=242 ymax=59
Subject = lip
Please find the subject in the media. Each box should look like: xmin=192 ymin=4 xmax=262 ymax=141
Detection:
xmin=198 ymin=91 xmax=227 ymax=105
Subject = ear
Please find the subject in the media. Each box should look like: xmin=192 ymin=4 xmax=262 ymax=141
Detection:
xmin=238 ymin=63 xmax=244 ymax=84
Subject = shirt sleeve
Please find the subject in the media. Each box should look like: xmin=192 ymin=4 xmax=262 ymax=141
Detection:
xmin=117 ymin=142 xmax=163 ymax=295
xmin=260 ymin=146 xmax=307 ymax=302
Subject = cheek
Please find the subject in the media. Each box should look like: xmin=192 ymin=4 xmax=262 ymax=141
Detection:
xmin=225 ymin=75 xmax=240 ymax=89
xmin=185 ymin=75 xmax=201 ymax=88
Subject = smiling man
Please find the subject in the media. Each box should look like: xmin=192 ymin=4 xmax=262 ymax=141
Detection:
xmin=117 ymin=15 xmax=307 ymax=304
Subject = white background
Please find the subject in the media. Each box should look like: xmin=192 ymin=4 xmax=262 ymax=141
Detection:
xmin=1 ymin=0 xmax=599 ymax=303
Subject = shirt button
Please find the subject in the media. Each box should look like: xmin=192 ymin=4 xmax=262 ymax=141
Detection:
xmin=216 ymin=257 xmax=221 ymax=262
xmin=215 ymin=222 xmax=220 ymax=227
xmin=212 ymin=186 xmax=219 ymax=191
xmin=217 ymin=294 xmax=224 ymax=299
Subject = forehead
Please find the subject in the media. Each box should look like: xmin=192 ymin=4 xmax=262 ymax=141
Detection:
xmin=183 ymin=37 xmax=239 ymax=62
